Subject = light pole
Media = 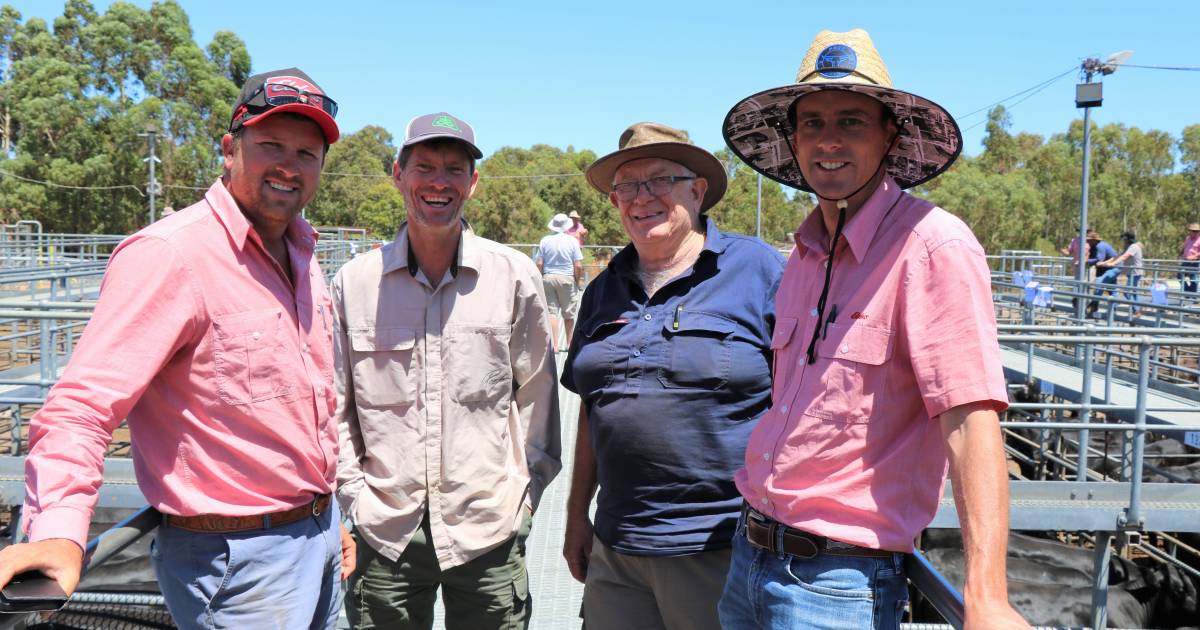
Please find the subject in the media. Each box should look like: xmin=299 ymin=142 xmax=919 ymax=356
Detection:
xmin=1074 ymin=50 xmax=1132 ymax=321
xmin=138 ymin=123 xmax=161 ymax=224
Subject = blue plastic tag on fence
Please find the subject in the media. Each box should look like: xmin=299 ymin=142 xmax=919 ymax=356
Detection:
xmin=1040 ymin=380 xmax=1055 ymax=397
xmin=1151 ymin=282 xmax=1168 ymax=305
xmin=1024 ymin=280 xmax=1039 ymax=303
xmin=1011 ymin=270 xmax=1022 ymax=286
xmin=1022 ymin=270 xmax=1034 ymax=286
xmin=1034 ymin=286 xmax=1053 ymax=308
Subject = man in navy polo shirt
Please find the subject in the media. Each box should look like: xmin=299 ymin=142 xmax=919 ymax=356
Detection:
xmin=561 ymin=122 xmax=784 ymax=629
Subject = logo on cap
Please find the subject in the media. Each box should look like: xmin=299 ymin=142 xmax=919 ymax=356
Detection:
xmin=432 ymin=115 xmax=462 ymax=132
xmin=816 ymin=44 xmax=857 ymax=79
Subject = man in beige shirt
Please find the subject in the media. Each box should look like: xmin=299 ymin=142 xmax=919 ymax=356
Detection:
xmin=332 ymin=112 xmax=561 ymax=629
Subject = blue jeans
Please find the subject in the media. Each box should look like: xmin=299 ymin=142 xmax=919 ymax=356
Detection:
xmin=718 ymin=515 xmax=908 ymax=629
xmin=1181 ymin=261 xmax=1199 ymax=293
xmin=150 ymin=499 xmax=343 ymax=629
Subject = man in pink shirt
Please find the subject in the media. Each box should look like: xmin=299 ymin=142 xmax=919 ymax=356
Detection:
xmin=718 ymin=30 xmax=1029 ymax=629
xmin=0 ymin=68 xmax=354 ymax=629
xmin=1179 ymin=222 xmax=1200 ymax=293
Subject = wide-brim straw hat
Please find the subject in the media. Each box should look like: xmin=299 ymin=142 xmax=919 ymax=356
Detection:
xmin=586 ymin=122 xmax=727 ymax=212
xmin=721 ymin=29 xmax=962 ymax=192
xmin=1188 ymin=222 xmax=1200 ymax=232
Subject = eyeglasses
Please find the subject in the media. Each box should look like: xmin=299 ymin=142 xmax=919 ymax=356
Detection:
xmin=611 ymin=176 xmax=695 ymax=202
xmin=250 ymin=81 xmax=339 ymax=118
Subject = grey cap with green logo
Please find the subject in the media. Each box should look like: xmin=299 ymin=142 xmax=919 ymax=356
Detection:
xmin=400 ymin=112 xmax=483 ymax=159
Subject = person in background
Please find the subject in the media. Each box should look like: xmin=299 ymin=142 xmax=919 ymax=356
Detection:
xmin=1179 ymin=222 xmax=1200 ymax=293
xmin=1093 ymin=231 xmax=1144 ymax=317
xmin=565 ymin=210 xmax=588 ymax=246
xmin=533 ymin=212 xmax=584 ymax=351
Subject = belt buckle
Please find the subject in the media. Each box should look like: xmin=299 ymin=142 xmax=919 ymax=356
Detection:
xmin=311 ymin=497 xmax=323 ymax=517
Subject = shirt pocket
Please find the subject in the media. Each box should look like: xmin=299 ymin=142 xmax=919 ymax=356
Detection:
xmin=447 ymin=325 xmax=513 ymax=404
xmin=810 ymin=322 xmax=895 ymax=423
xmin=770 ymin=317 xmax=799 ymax=399
xmin=212 ymin=309 xmax=293 ymax=405
xmin=570 ymin=318 xmax=628 ymax=395
xmin=349 ymin=327 xmax=417 ymax=407
xmin=658 ymin=311 xmax=735 ymax=390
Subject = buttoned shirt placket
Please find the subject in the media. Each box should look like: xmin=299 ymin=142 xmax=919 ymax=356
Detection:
xmin=247 ymin=227 xmax=332 ymax=476
xmin=414 ymin=267 xmax=453 ymax=566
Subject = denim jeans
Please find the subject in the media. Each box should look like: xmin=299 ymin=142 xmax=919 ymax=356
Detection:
xmin=1180 ymin=261 xmax=1198 ymax=293
xmin=718 ymin=515 xmax=908 ymax=630
xmin=150 ymin=499 xmax=343 ymax=630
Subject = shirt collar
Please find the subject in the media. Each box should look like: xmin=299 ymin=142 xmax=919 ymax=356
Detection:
xmin=205 ymin=179 xmax=318 ymax=255
xmin=381 ymin=220 xmax=478 ymax=277
xmin=793 ymin=176 xmax=902 ymax=263
xmin=609 ymin=215 xmax=726 ymax=276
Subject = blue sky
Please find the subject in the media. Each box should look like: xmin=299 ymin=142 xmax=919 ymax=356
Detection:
xmin=9 ymin=0 xmax=1200 ymax=161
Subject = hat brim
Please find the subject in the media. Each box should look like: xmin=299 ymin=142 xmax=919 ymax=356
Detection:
xmin=243 ymin=103 xmax=340 ymax=144
xmin=585 ymin=142 xmax=728 ymax=212
xmin=402 ymin=133 xmax=484 ymax=159
xmin=722 ymin=82 xmax=961 ymax=192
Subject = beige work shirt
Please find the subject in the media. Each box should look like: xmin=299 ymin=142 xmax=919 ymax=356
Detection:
xmin=333 ymin=223 xmax=561 ymax=568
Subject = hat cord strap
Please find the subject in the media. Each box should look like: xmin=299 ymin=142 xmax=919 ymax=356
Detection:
xmin=805 ymin=202 xmax=847 ymax=364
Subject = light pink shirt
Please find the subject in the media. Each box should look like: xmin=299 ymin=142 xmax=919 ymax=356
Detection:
xmin=736 ymin=178 xmax=1008 ymax=552
xmin=1182 ymin=233 xmax=1200 ymax=260
xmin=24 ymin=181 xmax=338 ymax=548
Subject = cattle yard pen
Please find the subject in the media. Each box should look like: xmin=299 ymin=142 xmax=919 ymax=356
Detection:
xmin=0 ymin=234 xmax=1196 ymax=629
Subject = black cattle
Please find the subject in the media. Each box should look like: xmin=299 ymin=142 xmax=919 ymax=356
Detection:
xmin=917 ymin=530 xmax=1200 ymax=629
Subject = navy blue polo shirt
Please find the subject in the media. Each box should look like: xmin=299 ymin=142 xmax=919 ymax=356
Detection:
xmin=562 ymin=218 xmax=785 ymax=555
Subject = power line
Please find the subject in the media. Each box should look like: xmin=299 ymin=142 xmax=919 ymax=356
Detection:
xmin=1111 ymin=63 xmax=1200 ymax=72
xmin=956 ymin=65 xmax=1078 ymax=121
xmin=0 ymin=167 xmax=144 ymax=195
xmin=960 ymin=71 xmax=1070 ymax=133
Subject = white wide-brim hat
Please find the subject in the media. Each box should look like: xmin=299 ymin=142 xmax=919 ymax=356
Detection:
xmin=548 ymin=213 xmax=572 ymax=233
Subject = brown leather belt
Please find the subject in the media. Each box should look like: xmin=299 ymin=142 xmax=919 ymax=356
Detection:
xmin=742 ymin=503 xmax=894 ymax=559
xmin=164 ymin=495 xmax=331 ymax=534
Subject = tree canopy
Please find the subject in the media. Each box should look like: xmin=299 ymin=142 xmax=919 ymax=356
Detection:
xmin=2 ymin=3 xmax=1198 ymax=258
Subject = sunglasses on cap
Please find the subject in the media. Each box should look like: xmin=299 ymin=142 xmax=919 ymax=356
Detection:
xmin=246 ymin=80 xmax=339 ymax=118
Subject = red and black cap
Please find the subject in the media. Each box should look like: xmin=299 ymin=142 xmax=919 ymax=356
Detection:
xmin=229 ymin=67 xmax=340 ymax=144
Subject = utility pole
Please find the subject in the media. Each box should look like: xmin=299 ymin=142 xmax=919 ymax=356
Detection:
xmin=138 ymin=124 xmax=161 ymax=224
xmin=1074 ymin=50 xmax=1131 ymax=321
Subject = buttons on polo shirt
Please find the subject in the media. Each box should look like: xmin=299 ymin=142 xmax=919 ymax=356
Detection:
xmin=810 ymin=308 xmax=818 ymax=317
xmin=633 ymin=349 xmax=641 ymax=357
xmin=761 ymin=452 xmax=770 ymax=461
xmin=760 ymin=497 xmax=769 ymax=506
xmin=643 ymin=313 xmax=652 ymax=321
xmin=252 ymin=331 xmax=262 ymax=340
xmin=841 ymin=344 xmax=850 ymax=354
xmin=781 ymin=404 xmax=789 ymax=414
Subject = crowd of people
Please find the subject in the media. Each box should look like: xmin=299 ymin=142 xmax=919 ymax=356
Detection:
xmin=0 ymin=29 xmax=1037 ymax=630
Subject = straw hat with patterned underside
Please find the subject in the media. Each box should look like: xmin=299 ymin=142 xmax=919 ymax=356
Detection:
xmin=721 ymin=29 xmax=962 ymax=192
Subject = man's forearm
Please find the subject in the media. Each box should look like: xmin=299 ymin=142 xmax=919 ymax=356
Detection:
xmin=940 ymin=403 xmax=1012 ymax=606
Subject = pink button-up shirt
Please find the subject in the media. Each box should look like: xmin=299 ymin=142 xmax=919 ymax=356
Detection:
xmin=23 ymin=181 xmax=338 ymax=548
xmin=736 ymin=178 xmax=1008 ymax=552
xmin=1181 ymin=233 xmax=1200 ymax=260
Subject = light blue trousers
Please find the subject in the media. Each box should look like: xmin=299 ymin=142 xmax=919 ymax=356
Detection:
xmin=150 ymin=499 xmax=343 ymax=630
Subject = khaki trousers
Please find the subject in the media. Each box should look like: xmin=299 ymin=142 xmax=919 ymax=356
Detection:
xmin=583 ymin=537 xmax=730 ymax=630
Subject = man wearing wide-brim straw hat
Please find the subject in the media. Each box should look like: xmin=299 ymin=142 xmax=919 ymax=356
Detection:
xmin=718 ymin=30 xmax=1030 ymax=629
xmin=560 ymin=122 xmax=784 ymax=629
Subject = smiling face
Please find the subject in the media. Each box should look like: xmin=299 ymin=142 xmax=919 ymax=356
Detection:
xmin=221 ymin=113 xmax=326 ymax=236
xmin=393 ymin=141 xmax=480 ymax=234
xmin=609 ymin=157 xmax=707 ymax=258
xmin=790 ymin=90 xmax=896 ymax=208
